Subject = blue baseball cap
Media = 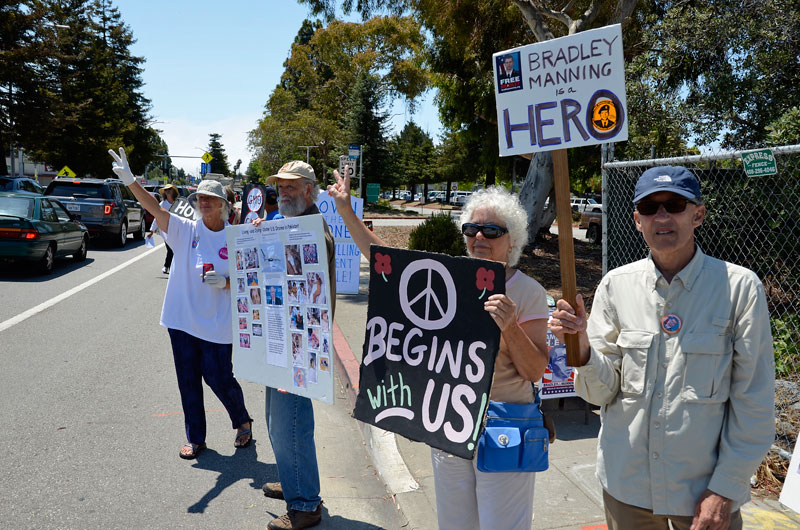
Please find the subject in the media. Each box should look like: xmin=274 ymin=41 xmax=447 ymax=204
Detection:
xmin=633 ymin=166 xmax=702 ymax=203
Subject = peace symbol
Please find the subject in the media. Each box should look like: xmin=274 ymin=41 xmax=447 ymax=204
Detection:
xmin=399 ymin=259 xmax=457 ymax=330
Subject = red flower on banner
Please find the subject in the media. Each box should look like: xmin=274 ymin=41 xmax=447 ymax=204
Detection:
xmin=374 ymin=252 xmax=392 ymax=282
xmin=476 ymin=267 xmax=495 ymax=299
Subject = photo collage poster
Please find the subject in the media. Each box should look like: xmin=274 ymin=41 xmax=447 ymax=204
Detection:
xmin=226 ymin=214 xmax=334 ymax=404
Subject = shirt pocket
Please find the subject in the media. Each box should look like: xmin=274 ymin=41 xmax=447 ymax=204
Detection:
xmin=616 ymin=330 xmax=655 ymax=396
xmin=680 ymin=331 xmax=733 ymax=403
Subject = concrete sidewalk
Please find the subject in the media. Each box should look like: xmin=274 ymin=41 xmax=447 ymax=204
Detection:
xmin=331 ymin=257 xmax=800 ymax=530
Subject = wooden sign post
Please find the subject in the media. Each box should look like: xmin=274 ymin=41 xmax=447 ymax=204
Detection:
xmin=492 ymin=25 xmax=629 ymax=366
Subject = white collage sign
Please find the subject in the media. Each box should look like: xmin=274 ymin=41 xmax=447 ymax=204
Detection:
xmin=226 ymin=215 xmax=335 ymax=404
xmin=316 ymin=191 xmax=364 ymax=294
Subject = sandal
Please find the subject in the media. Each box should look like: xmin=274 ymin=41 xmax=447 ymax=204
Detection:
xmin=235 ymin=423 xmax=252 ymax=448
xmin=179 ymin=442 xmax=206 ymax=460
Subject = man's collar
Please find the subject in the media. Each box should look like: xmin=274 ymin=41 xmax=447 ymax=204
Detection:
xmin=645 ymin=245 xmax=705 ymax=290
xmin=300 ymin=202 xmax=319 ymax=217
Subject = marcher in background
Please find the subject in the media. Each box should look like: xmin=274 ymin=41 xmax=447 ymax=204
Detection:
xmin=257 ymin=161 xmax=335 ymax=530
xmin=147 ymin=183 xmax=178 ymax=274
xmin=109 ymin=148 xmax=253 ymax=460
xmin=550 ymin=166 xmax=775 ymax=530
xmin=225 ymin=186 xmax=241 ymax=225
xmin=328 ymin=166 xmax=550 ymax=530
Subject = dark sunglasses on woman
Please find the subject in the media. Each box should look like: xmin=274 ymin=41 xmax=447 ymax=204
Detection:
xmin=461 ymin=223 xmax=508 ymax=239
xmin=635 ymin=197 xmax=698 ymax=216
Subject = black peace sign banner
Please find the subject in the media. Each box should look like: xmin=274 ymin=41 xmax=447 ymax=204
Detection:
xmin=353 ymin=246 xmax=505 ymax=459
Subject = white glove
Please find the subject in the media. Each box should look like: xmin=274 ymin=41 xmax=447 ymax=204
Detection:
xmin=108 ymin=147 xmax=136 ymax=186
xmin=203 ymin=270 xmax=227 ymax=289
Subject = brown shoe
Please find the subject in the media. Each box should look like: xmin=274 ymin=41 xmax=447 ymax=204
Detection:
xmin=262 ymin=481 xmax=284 ymax=499
xmin=267 ymin=502 xmax=322 ymax=530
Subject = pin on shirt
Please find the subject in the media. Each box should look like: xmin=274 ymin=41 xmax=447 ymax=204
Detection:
xmin=661 ymin=314 xmax=682 ymax=334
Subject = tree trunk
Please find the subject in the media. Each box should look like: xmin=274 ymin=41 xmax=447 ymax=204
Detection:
xmin=518 ymin=151 xmax=556 ymax=242
xmin=485 ymin=165 xmax=496 ymax=187
xmin=0 ymin=136 xmax=7 ymax=176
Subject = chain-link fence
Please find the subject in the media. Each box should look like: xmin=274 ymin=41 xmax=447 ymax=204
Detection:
xmin=601 ymin=145 xmax=800 ymax=489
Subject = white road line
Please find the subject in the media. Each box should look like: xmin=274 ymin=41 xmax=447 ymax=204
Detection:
xmin=0 ymin=244 xmax=164 ymax=333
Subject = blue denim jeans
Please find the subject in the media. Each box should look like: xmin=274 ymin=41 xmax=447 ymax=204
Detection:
xmin=168 ymin=328 xmax=251 ymax=444
xmin=265 ymin=388 xmax=321 ymax=512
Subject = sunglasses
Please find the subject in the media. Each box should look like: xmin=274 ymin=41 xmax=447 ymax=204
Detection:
xmin=635 ymin=197 xmax=697 ymax=216
xmin=461 ymin=223 xmax=508 ymax=239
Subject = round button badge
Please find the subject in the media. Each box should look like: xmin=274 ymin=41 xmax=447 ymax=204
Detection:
xmin=661 ymin=314 xmax=682 ymax=334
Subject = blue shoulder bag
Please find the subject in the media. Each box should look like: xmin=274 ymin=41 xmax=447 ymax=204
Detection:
xmin=476 ymin=390 xmax=549 ymax=473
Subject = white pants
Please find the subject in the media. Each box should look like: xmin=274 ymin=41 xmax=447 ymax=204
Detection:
xmin=431 ymin=447 xmax=536 ymax=530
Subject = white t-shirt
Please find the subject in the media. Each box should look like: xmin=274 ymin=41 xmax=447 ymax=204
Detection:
xmin=160 ymin=213 xmax=232 ymax=344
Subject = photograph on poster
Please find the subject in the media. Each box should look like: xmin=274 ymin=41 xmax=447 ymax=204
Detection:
xmin=253 ymin=323 xmax=263 ymax=337
xmin=250 ymin=287 xmax=262 ymax=305
xmin=259 ymin=241 xmax=286 ymax=273
xmin=293 ymin=367 xmax=306 ymax=388
xmin=252 ymin=309 xmax=261 ymax=321
xmin=237 ymin=277 xmax=246 ymax=293
xmin=246 ymin=272 xmax=258 ymax=286
xmin=307 ymin=307 xmax=320 ymax=327
xmin=291 ymin=332 xmax=302 ymax=356
xmin=235 ymin=250 xmax=243 ymax=271
xmin=307 ymin=272 xmax=326 ymax=305
xmin=321 ymin=309 xmax=329 ymax=332
xmin=320 ymin=356 xmax=330 ymax=372
xmin=287 ymin=280 xmax=307 ymax=304
xmin=265 ymin=285 xmax=283 ymax=305
xmin=303 ymin=243 xmax=319 ymax=265
xmin=285 ymin=244 xmax=303 ymax=275
xmin=292 ymin=346 xmax=304 ymax=367
xmin=308 ymin=352 xmax=317 ymax=383
xmin=238 ymin=317 xmax=248 ymax=330
xmin=240 ymin=333 xmax=251 ymax=348
xmin=244 ymin=247 xmax=260 ymax=269
xmin=321 ymin=334 xmax=330 ymax=354
xmin=237 ymin=297 xmax=249 ymax=314
xmin=308 ymin=327 xmax=320 ymax=350
xmin=289 ymin=305 xmax=304 ymax=330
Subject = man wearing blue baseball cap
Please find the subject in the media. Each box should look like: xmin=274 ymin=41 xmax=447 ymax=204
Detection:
xmin=550 ymin=166 xmax=774 ymax=530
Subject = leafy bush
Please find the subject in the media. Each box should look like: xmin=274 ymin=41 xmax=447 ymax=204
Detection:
xmin=408 ymin=213 xmax=467 ymax=257
xmin=772 ymin=314 xmax=800 ymax=378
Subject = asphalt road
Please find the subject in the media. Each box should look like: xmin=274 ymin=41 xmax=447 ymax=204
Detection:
xmin=0 ymin=238 xmax=406 ymax=530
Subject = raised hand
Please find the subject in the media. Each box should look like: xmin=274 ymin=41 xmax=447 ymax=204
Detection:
xmin=326 ymin=165 xmax=353 ymax=213
xmin=108 ymin=147 xmax=135 ymax=186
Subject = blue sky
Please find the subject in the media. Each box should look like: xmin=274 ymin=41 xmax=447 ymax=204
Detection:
xmin=113 ymin=1 xmax=441 ymax=175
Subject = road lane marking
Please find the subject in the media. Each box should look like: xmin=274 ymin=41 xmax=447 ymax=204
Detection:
xmin=0 ymin=244 xmax=164 ymax=333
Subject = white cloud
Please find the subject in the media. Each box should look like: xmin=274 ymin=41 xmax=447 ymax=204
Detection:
xmin=158 ymin=113 xmax=261 ymax=175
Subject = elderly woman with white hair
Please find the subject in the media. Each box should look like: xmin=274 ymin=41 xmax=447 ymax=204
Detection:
xmin=328 ymin=170 xmax=550 ymax=530
xmin=109 ymin=148 xmax=253 ymax=460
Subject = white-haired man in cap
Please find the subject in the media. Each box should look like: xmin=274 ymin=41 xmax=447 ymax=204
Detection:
xmin=257 ymin=161 xmax=335 ymax=530
xmin=550 ymin=166 xmax=774 ymax=530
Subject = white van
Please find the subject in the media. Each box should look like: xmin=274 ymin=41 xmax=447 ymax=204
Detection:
xmin=450 ymin=191 xmax=472 ymax=206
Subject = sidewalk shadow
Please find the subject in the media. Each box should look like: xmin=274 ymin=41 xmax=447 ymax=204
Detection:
xmin=187 ymin=439 xmax=278 ymax=513
xmin=547 ymin=407 xmax=601 ymax=441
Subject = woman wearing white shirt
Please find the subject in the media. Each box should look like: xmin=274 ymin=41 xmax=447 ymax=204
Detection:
xmin=148 ymin=183 xmax=179 ymax=274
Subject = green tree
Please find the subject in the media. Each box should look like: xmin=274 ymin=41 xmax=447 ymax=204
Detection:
xmin=207 ymin=133 xmax=231 ymax=177
xmin=387 ymin=121 xmax=435 ymax=194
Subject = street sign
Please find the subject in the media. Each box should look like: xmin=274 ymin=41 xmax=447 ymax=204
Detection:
xmin=201 ymin=152 xmax=214 ymax=164
xmin=742 ymin=148 xmax=778 ymax=177
xmin=200 ymin=162 xmax=209 ymax=175
xmin=57 ymin=165 xmax=76 ymax=178
xmin=338 ymin=156 xmax=356 ymax=180
xmin=348 ymin=144 xmax=361 ymax=159
xmin=366 ymin=183 xmax=380 ymax=203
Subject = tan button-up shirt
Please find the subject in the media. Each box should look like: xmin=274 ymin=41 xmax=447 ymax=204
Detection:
xmin=575 ymin=247 xmax=774 ymax=516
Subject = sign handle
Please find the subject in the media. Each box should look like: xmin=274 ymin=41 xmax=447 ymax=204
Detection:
xmin=552 ymin=149 xmax=581 ymax=366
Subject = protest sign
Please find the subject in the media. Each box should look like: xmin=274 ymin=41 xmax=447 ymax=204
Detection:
xmin=169 ymin=197 xmax=196 ymax=221
xmin=537 ymin=308 xmax=576 ymax=399
xmin=493 ymin=24 xmax=628 ymax=365
xmin=353 ymin=246 xmax=505 ymax=459
xmin=316 ymin=190 xmax=364 ymax=294
xmin=241 ymin=184 xmax=267 ymax=224
xmin=493 ymin=24 xmax=627 ymax=157
xmin=780 ymin=428 xmax=800 ymax=514
xmin=226 ymin=215 xmax=335 ymax=404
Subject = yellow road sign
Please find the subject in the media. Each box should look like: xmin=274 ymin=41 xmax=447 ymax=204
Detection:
xmin=201 ymin=152 xmax=214 ymax=164
xmin=57 ymin=165 xmax=76 ymax=177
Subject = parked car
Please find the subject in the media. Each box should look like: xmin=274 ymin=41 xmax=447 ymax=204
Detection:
xmin=0 ymin=176 xmax=45 ymax=195
xmin=570 ymin=197 xmax=602 ymax=213
xmin=44 ymin=177 xmax=146 ymax=247
xmin=449 ymin=191 xmax=472 ymax=206
xmin=144 ymin=191 xmax=162 ymax=231
xmin=0 ymin=192 xmax=89 ymax=273
xmin=427 ymin=191 xmax=445 ymax=203
xmin=579 ymin=210 xmax=602 ymax=244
